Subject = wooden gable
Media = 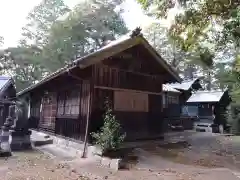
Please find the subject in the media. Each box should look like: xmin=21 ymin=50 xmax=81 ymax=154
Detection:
xmin=99 ymin=44 xmax=173 ymax=79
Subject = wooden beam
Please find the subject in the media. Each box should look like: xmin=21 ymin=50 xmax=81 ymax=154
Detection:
xmin=95 ymin=64 xmax=163 ymax=80
xmin=94 ymin=86 xmax=162 ymax=95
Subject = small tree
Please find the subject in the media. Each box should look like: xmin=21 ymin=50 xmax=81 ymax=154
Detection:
xmin=91 ymin=98 xmax=125 ymax=154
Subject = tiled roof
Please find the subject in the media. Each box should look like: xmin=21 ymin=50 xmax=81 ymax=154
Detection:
xmin=165 ymin=78 xmax=199 ymax=91
xmin=17 ymin=28 xmax=181 ymax=96
xmin=162 ymin=84 xmax=180 ymax=93
xmin=0 ymin=76 xmax=11 ymax=92
xmin=187 ymin=90 xmax=226 ymax=103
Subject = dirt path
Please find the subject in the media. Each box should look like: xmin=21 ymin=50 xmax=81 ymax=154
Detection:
xmin=0 ymin=150 xmax=89 ymax=180
xmin=2 ymin=132 xmax=240 ymax=180
xmin=138 ymin=133 xmax=240 ymax=170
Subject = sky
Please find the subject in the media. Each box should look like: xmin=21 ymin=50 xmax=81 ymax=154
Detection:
xmin=0 ymin=0 xmax=154 ymax=48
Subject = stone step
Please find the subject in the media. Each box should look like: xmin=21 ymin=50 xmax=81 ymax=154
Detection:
xmin=30 ymin=130 xmax=53 ymax=147
xmin=32 ymin=139 xmax=53 ymax=147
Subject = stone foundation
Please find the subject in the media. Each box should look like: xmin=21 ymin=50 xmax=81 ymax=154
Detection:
xmin=31 ymin=130 xmax=101 ymax=157
xmin=31 ymin=130 xmax=122 ymax=170
xmin=100 ymin=157 xmax=122 ymax=171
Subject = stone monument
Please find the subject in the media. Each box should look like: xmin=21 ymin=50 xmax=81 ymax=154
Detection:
xmin=10 ymin=100 xmax=32 ymax=150
xmin=0 ymin=103 xmax=15 ymax=156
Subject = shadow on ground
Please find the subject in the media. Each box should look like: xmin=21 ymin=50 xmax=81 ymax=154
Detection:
xmin=133 ymin=132 xmax=240 ymax=171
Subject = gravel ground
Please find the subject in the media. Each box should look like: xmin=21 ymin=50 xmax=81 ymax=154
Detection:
xmin=1 ymin=132 xmax=240 ymax=180
xmin=140 ymin=132 xmax=240 ymax=171
xmin=0 ymin=150 xmax=89 ymax=180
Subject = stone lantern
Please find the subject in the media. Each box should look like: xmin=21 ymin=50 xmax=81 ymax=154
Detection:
xmin=10 ymin=100 xmax=32 ymax=150
xmin=0 ymin=103 xmax=15 ymax=156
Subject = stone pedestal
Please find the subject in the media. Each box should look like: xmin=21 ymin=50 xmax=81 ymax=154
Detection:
xmin=0 ymin=128 xmax=11 ymax=157
xmin=10 ymin=130 xmax=32 ymax=151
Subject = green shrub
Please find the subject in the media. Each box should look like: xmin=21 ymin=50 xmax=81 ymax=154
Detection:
xmin=91 ymin=98 xmax=126 ymax=154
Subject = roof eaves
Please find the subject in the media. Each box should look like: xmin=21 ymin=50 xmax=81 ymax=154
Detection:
xmin=139 ymin=38 xmax=181 ymax=82
xmin=186 ymin=90 xmax=226 ymax=103
xmin=166 ymin=78 xmax=199 ymax=90
xmin=163 ymin=84 xmax=181 ymax=93
xmin=17 ymin=36 xmax=135 ymax=96
xmin=17 ymin=66 xmax=69 ymax=96
xmin=17 ymin=31 xmax=182 ymax=96
xmin=0 ymin=77 xmax=13 ymax=97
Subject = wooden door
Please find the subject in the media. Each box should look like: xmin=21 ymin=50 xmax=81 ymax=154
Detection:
xmin=39 ymin=93 xmax=56 ymax=131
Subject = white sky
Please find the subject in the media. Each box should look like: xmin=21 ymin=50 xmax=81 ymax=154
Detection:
xmin=0 ymin=0 xmax=154 ymax=48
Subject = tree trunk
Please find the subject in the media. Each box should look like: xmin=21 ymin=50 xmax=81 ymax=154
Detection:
xmin=206 ymin=70 xmax=212 ymax=91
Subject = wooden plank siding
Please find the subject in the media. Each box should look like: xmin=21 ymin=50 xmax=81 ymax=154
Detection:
xmin=55 ymin=80 xmax=91 ymax=141
xmin=28 ymin=78 xmax=92 ymax=142
xmin=91 ymin=88 xmax=163 ymax=141
xmin=27 ymin=45 xmax=172 ymax=142
xmin=29 ymin=97 xmax=41 ymax=129
xmin=93 ymin=65 xmax=162 ymax=93
xmin=91 ymin=64 xmax=164 ymax=141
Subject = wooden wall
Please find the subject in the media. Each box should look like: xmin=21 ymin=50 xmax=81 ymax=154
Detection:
xmin=91 ymin=87 xmax=163 ymax=141
xmin=89 ymin=48 xmax=168 ymax=140
xmin=29 ymin=76 xmax=91 ymax=141
xmin=27 ymin=44 xmax=175 ymax=141
xmin=93 ymin=65 xmax=162 ymax=92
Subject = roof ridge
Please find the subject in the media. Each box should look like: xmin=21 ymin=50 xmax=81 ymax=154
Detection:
xmin=195 ymin=90 xmax=225 ymax=93
xmin=17 ymin=27 xmax=181 ymax=96
xmin=0 ymin=76 xmax=11 ymax=79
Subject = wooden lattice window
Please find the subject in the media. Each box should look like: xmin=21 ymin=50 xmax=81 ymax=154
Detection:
xmin=57 ymin=89 xmax=80 ymax=116
xmin=65 ymin=90 xmax=80 ymax=115
xmin=57 ymin=92 xmax=65 ymax=115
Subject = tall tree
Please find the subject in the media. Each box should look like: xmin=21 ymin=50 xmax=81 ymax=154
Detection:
xmin=3 ymin=0 xmax=128 ymax=91
xmin=0 ymin=0 xmax=71 ymax=91
xmin=137 ymin=0 xmax=240 ymax=131
xmin=0 ymin=46 xmax=46 ymax=91
xmin=143 ymin=23 xmax=206 ymax=79
xmin=21 ymin=0 xmax=70 ymax=47
xmin=143 ymin=23 xmax=187 ymax=74
xmin=40 ymin=0 xmax=128 ymax=72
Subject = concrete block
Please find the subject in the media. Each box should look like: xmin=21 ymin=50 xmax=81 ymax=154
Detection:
xmin=101 ymin=157 xmax=110 ymax=167
xmin=110 ymin=158 xmax=121 ymax=171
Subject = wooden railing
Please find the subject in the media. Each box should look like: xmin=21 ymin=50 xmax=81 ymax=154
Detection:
xmin=94 ymin=65 xmax=162 ymax=92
